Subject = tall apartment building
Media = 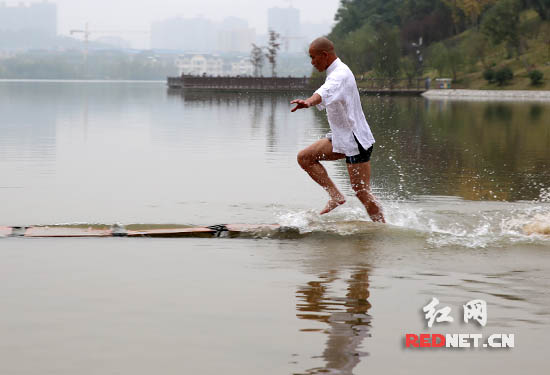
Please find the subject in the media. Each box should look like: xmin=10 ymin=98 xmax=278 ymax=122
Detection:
xmin=217 ymin=17 xmax=255 ymax=53
xmin=151 ymin=17 xmax=216 ymax=52
xmin=267 ymin=6 xmax=303 ymax=53
xmin=0 ymin=1 xmax=57 ymax=35
xmin=217 ymin=28 xmax=255 ymax=53
xmin=152 ymin=16 xmax=255 ymax=54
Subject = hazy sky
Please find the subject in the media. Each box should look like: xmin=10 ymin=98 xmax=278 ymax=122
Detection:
xmin=46 ymin=0 xmax=341 ymax=48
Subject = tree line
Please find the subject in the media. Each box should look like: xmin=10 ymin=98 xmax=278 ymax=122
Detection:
xmin=325 ymin=0 xmax=549 ymax=83
xmin=0 ymin=51 xmax=178 ymax=80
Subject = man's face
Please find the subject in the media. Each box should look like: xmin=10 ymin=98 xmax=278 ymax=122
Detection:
xmin=309 ymin=46 xmax=328 ymax=72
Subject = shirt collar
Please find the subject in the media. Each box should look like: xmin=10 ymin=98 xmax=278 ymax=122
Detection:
xmin=326 ymin=58 xmax=340 ymax=75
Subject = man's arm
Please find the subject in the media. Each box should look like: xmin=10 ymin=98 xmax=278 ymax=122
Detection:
xmin=290 ymin=93 xmax=322 ymax=112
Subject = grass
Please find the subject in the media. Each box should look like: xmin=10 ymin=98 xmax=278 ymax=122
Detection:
xmin=444 ymin=13 xmax=550 ymax=90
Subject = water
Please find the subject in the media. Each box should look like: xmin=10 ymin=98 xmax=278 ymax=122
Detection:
xmin=1 ymin=81 xmax=550 ymax=374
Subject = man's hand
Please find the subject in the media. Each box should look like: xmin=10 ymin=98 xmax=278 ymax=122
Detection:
xmin=290 ymin=99 xmax=310 ymax=112
xmin=290 ymin=94 xmax=321 ymax=112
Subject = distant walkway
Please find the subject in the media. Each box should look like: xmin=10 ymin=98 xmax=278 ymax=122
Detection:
xmin=423 ymin=89 xmax=550 ymax=101
xmin=359 ymin=88 xmax=424 ymax=96
xmin=167 ymin=75 xmax=427 ymax=95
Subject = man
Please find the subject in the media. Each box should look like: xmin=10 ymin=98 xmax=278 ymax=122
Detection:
xmin=290 ymin=37 xmax=385 ymax=223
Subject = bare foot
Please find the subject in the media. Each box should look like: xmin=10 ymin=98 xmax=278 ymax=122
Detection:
xmin=320 ymin=197 xmax=346 ymax=215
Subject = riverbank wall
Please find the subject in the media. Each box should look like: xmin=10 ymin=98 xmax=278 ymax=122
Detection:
xmin=167 ymin=75 xmax=427 ymax=95
xmin=423 ymin=89 xmax=550 ymax=101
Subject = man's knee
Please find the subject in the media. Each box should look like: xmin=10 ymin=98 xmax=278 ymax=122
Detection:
xmin=297 ymin=149 xmax=312 ymax=168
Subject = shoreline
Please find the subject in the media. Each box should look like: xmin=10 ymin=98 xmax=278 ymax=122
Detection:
xmin=423 ymin=89 xmax=550 ymax=101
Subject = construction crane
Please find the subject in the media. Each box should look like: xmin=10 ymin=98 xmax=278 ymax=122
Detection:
xmin=70 ymin=23 xmax=150 ymax=57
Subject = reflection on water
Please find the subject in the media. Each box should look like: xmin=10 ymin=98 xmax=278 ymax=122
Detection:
xmin=367 ymin=97 xmax=550 ymax=201
xmin=173 ymin=89 xmax=550 ymax=203
xmin=296 ymin=266 xmax=371 ymax=374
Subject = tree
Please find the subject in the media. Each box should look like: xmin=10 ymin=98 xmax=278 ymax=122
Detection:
xmin=525 ymin=0 xmax=550 ymax=20
xmin=440 ymin=0 xmax=464 ymax=34
xmin=528 ymin=69 xmax=544 ymax=85
xmin=464 ymin=31 xmax=490 ymax=69
xmin=373 ymin=25 xmax=402 ymax=79
xmin=481 ymin=0 xmax=522 ymax=56
xmin=447 ymin=46 xmax=465 ymax=81
xmin=455 ymin=0 xmax=498 ymax=27
xmin=334 ymin=23 xmax=375 ymax=74
xmin=495 ymin=66 xmax=514 ymax=85
xmin=429 ymin=42 xmax=450 ymax=77
xmin=401 ymin=55 xmax=418 ymax=85
xmin=331 ymin=0 xmax=403 ymax=39
xmin=265 ymin=30 xmax=281 ymax=77
xmin=249 ymin=43 xmax=264 ymax=77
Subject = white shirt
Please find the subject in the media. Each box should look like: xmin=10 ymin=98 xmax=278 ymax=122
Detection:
xmin=314 ymin=58 xmax=375 ymax=156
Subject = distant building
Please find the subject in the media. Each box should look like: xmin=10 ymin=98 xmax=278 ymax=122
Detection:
xmin=152 ymin=16 xmax=256 ymax=54
xmin=176 ymin=54 xmax=224 ymax=76
xmin=216 ymin=17 xmax=255 ymax=53
xmin=151 ymin=17 xmax=216 ymax=52
xmin=0 ymin=1 xmax=57 ymax=36
xmin=0 ymin=50 xmax=16 ymax=59
xmin=267 ymin=6 xmax=304 ymax=53
xmin=218 ymin=28 xmax=255 ymax=53
xmin=175 ymin=54 xmax=253 ymax=77
xmin=95 ymin=36 xmax=132 ymax=50
xmin=230 ymin=59 xmax=253 ymax=76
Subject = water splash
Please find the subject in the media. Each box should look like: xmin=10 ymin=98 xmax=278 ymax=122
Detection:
xmin=537 ymin=187 xmax=550 ymax=203
xmin=276 ymin=194 xmax=550 ymax=248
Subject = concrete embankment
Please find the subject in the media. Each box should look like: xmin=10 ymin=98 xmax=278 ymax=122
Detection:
xmin=422 ymin=89 xmax=550 ymax=101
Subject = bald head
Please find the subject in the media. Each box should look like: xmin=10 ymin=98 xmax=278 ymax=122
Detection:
xmin=308 ymin=37 xmax=337 ymax=72
xmin=310 ymin=37 xmax=335 ymax=54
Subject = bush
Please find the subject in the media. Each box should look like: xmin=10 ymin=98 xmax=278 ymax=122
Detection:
xmin=483 ymin=68 xmax=496 ymax=83
xmin=528 ymin=70 xmax=544 ymax=85
xmin=495 ymin=67 xmax=514 ymax=85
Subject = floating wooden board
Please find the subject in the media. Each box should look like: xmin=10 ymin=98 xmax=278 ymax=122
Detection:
xmin=127 ymin=227 xmax=215 ymax=238
xmin=24 ymin=226 xmax=113 ymax=238
xmin=1 ymin=224 xmax=284 ymax=238
xmin=0 ymin=226 xmax=13 ymax=237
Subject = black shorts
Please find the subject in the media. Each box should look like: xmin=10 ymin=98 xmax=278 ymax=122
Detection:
xmin=345 ymin=135 xmax=373 ymax=164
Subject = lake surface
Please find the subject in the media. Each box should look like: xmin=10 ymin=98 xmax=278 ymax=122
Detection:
xmin=1 ymin=81 xmax=550 ymax=374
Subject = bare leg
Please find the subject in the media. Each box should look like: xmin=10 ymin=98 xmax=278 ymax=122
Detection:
xmin=347 ymin=161 xmax=385 ymax=223
xmin=297 ymin=138 xmax=346 ymax=214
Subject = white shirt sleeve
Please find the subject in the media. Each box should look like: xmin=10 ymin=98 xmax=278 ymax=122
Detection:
xmin=314 ymin=73 xmax=342 ymax=111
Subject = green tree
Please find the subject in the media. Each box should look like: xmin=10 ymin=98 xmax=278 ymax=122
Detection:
xmin=373 ymin=25 xmax=402 ymax=79
xmin=495 ymin=66 xmax=514 ymax=85
xmin=528 ymin=69 xmax=544 ymax=84
xmin=455 ymin=0 xmax=498 ymax=27
xmin=249 ymin=44 xmax=264 ymax=77
xmin=334 ymin=23 xmax=375 ymax=74
xmin=481 ymin=0 xmax=522 ymax=56
xmin=429 ymin=42 xmax=450 ymax=77
xmin=464 ymin=31 xmax=490 ymax=69
xmin=525 ymin=0 xmax=550 ymax=20
xmin=265 ymin=30 xmax=281 ymax=77
xmin=447 ymin=46 xmax=465 ymax=81
xmin=330 ymin=0 xmax=403 ymax=39
xmin=401 ymin=55 xmax=418 ymax=85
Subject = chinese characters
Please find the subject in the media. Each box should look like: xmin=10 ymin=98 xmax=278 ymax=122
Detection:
xmin=423 ymin=298 xmax=487 ymax=328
